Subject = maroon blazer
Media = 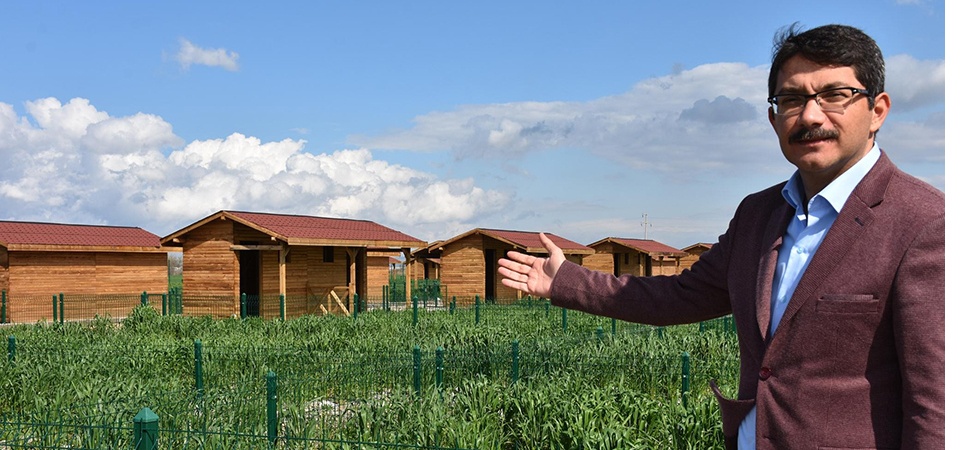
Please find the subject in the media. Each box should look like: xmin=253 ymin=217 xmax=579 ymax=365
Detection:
xmin=549 ymin=153 xmax=944 ymax=449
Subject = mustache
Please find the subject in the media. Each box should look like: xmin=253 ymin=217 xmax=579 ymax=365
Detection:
xmin=789 ymin=128 xmax=839 ymax=143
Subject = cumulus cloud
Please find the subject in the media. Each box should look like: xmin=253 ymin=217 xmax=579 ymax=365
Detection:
xmin=0 ymin=98 xmax=508 ymax=239
xmin=173 ymin=38 xmax=240 ymax=72
xmin=352 ymin=57 xmax=945 ymax=177
xmin=884 ymin=54 xmax=944 ymax=113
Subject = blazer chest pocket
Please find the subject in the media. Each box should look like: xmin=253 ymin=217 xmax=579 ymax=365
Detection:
xmin=816 ymin=294 xmax=879 ymax=314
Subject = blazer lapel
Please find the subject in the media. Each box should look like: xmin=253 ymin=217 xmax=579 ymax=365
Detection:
xmin=757 ymin=203 xmax=793 ymax=342
xmin=776 ymin=154 xmax=892 ymax=328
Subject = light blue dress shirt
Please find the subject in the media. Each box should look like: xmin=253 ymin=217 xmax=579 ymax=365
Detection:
xmin=737 ymin=144 xmax=881 ymax=450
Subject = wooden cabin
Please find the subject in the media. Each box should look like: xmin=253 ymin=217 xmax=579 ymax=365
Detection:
xmin=582 ymin=237 xmax=687 ymax=276
xmin=0 ymin=220 xmax=171 ymax=324
xmin=679 ymin=243 xmax=713 ymax=271
xmin=160 ymin=211 xmax=425 ymax=319
xmin=424 ymin=228 xmax=593 ymax=304
xmin=408 ymin=243 xmax=442 ymax=282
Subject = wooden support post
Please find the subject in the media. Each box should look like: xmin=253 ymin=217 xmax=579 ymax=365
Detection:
xmin=278 ymin=246 xmax=289 ymax=298
xmin=403 ymin=248 xmax=413 ymax=308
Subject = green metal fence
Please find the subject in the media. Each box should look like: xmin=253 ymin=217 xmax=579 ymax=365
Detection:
xmin=1 ymin=301 xmax=737 ymax=449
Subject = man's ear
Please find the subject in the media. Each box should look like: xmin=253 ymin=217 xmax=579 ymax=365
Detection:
xmin=768 ymin=106 xmax=777 ymax=130
xmin=870 ymin=92 xmax=891 ymax=134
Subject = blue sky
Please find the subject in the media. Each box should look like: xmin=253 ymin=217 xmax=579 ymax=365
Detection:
xmin=0 ymin=1 xmax=945 ymax=249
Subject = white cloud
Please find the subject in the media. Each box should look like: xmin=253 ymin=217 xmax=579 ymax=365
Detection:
xmin=352 ymin=57 xmax=945 ymax=179
xmin=174 ymin=38 xmax=240 ymax=72
xmin=885 ymin=54 xmax=945 ymax=113
xmin=0 ymin=98 xmax=508 ymax=238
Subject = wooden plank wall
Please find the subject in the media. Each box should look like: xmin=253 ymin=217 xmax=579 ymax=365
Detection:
xmin=483 ymin=236 xmax=517 ymax=302
xmin=5 ymin=251 xmax=167 ymax=296
xmin=440 ymin=234 xmax=484 ymax=305
xmin=256 ymin=245 xmax=352 ymax=318
xmin=4 ymin=250 xmax=167 ymax=323
xmin=582 ymin=242 xmax=616 ymax=274
xmin=181 ymin=220 xmax=237 ymax=317
xmin=650 ymin=257 xmax=682 ymax=275
xmin=1 ymin=247 xmax=9 ymax=294
xmin=366 ymin=251 xmax=398 ymax=301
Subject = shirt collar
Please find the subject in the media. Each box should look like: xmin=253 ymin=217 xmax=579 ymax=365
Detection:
xmin=781 ymin=143 xmax=881 ymax=213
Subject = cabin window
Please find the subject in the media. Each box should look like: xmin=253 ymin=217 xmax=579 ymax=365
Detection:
xmin=323 ymin=247 xmax=334 ymax=263
xmin=624 ymin=253 xmax=629 ymax=265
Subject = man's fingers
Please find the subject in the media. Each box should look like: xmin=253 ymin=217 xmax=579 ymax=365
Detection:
xmin=497 ymin=262 xmax=525 ymax=280
xmin=504 ymin=250 xmax=536 ymax=266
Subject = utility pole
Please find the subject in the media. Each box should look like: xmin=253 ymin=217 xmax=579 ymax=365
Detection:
xmin=641 ymin=214 xmax=651 ymax=239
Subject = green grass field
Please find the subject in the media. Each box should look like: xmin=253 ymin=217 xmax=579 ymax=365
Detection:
xmin=1 ymin=302 xmax=738 ymax=449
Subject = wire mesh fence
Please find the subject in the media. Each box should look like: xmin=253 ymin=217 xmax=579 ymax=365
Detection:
xmin=1 ymin=298 xmax=737 ymax=449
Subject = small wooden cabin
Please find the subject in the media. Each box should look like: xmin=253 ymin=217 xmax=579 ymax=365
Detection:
xmin=0 ymin=220 xmax=171 ymax=324
xmin=679 ymin=243 xmax=713 ymax=271
xmin=160 ymin=211 xmax=425 ymax=319
xmin=424 ymin=228 xmax=593 ymax=304
xmin=408 ymin=242 xmax=442 ymax=282
xmin=582 ymin=237 xmax=687 ymax=276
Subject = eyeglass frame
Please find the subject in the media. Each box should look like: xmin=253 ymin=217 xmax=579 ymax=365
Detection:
xmin=767 ymin=87 xmax=872 ymax=116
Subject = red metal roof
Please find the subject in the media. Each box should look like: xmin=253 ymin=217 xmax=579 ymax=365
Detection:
xmin=593 ymin=237 xmax=683 ymax=255
xmin=0 ymin=220 xmax=162 ymax=248
xmin=481 ymin=229 xmax=591 ymax=252
xmin=225 ymin=211 xmax=424 ymax=244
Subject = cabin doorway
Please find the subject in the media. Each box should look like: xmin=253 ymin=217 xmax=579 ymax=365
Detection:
xmin=484 ymin=249 xmax=496 ymax=301
xmin=239 ymin=249 xmax=261 ymax=317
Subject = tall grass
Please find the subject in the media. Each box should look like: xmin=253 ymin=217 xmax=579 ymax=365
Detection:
xmin=1 ymin=304 xmax=736 ymax=449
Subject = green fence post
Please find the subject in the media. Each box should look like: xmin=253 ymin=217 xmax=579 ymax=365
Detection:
xmin=240 ymin=293 xmax=246 ymax=320
xmin=699 ymin=321 xmax=705 ymax=333
xmin=59 ymin=293 xmax=64 ymax=324
xmin=173 ymin=287 xmax=183 ymax=315
xmin=435 ymin=346 xmax=444 ymax=390
xmin=511 ymin=340 xmax=520 ymax=385
xmin=279 ymin=294 xmax=285 ymax=320
xmin=1 ymin=290 xmax=6 ymax=323
xmin=382 ymin=285 xmax=388 ymax=311
xmin=412 ymin=296 xmax=418 ymax=327
xmin=474 ymin=295 xmax=481 ymax=325
xmin=596 ymin=326 xmax=604 ymax=343
xmin=413 ymin=345 xmax=422 ymax=397
xmin=52 ymin=294 xmax=57 ymax=322
xmin=194 ymin=339 xmax=204 ymax=399
xmin=611 ymin=318 xmax=617 ymax=336
xmin=681 ymin=352 xmax=691 ymax=409
xmin=7 ymin=336 xmax=15 ymax=364
xmin=450 ymin=297 xmax=456 ymax=315
xmin=561 ymin=308 xmax=568 ymax=331
xmin=658 ymin=326 xmax=664 ymax=339
xmin=353 ymin=294 xmax=359 ymax=320
xmin=141 ymin=291 xmax=147 ymax=306
xmin=162 ymin=294 xmax=168 ymax=316
xmin=133 ymin=407 xmax=159 ymax=450
xmin=267 ymin=371 xmax=278 ymax=447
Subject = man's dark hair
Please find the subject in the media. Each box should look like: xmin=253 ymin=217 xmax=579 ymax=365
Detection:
xmin=768 ymin=23 xmax=885 ymax=108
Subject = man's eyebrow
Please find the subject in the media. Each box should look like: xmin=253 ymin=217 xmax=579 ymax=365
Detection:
xmin=774 ymin=82 xmax=853 ymax=95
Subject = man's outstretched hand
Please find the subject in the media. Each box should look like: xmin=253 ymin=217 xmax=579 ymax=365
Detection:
xmin=497 ymin=232 xmax=566 ymax=298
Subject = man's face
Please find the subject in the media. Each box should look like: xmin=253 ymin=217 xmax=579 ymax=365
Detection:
xmin=769 ymin=55 xmax=890 ymax=195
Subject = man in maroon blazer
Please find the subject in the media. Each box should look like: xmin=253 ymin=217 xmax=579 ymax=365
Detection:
xmin=498 ymin=24 xmax=944 ymax=449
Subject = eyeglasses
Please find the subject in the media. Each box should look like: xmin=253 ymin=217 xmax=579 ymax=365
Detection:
xmin=767 ymin=87 xmax=870 ymax=116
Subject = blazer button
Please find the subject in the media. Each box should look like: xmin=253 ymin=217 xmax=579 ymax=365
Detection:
xmin=759 ymin=367 xmax=772 ymax=380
